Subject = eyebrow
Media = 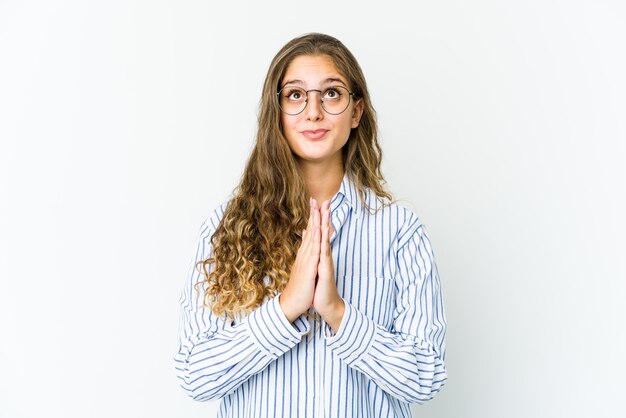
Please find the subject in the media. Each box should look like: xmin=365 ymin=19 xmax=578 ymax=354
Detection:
xmin=281 ymin=77 xmax=348 ymax=88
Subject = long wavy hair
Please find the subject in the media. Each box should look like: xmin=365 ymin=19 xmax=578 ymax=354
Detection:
xmin=196 ymin=33 xmax=393 ymax=319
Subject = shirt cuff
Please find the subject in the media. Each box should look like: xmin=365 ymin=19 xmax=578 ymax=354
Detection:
xmin=245 ymin=296 xmax=310 ymax=359
xmin=324 ymin=299 xmax=377 ymax=365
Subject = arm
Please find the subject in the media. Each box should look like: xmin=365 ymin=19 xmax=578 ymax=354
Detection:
xmin=323 ymin=223 xmax=447 ymax=404
xmin=174 ymin=211 xmax=310 ymax=401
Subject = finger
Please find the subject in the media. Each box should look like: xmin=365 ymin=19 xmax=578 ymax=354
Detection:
xmin=312 ymin=199 xmax=320 ymax=235
xmin=326 ymin=200 xmax=334 ymax=238
xmin=320 ymin=200 xmax=329 ymax=254
xmin=324 ymin=199 xmax=331 ymax=223
xmin=297 ymin=229 xmax=308 ymax=256
xmin=313 ymin=225 xmax=321 ymax=257
xmin=312 ymin=200 xmax=321 ymax=252
xmin=301 ymin=198 xmax=316 ymax=251
xmin=326 ymin=200 xmax=333 ymax=255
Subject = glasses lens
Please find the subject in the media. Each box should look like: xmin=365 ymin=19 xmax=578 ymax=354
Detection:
xmin=278 ymin=87 xmax=307 ymax=115
xmin=321 ymin=86 xmax=351 ymax=115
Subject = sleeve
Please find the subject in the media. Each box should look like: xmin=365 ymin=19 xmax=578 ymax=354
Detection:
xmin=323 ymin=223 xmax=447 ymax=404
xmin=174 ymin=208 xmax=311 ymax=401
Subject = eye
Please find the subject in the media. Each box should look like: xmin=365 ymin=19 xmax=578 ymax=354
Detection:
xmin=323 ymin=87 xmax=342 ymax=100
xmin=285 ymin=88 xmax=305 ymax=101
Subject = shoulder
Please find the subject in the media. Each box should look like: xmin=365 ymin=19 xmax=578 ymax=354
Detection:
xmin=360 ymin=188 xmax=429 ymax=249
xmin=198 ymin=200 xmax=230 ymax=239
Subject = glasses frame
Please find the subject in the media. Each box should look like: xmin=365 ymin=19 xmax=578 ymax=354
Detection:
xmin=276 ymin=85 xmax=356 ymax=116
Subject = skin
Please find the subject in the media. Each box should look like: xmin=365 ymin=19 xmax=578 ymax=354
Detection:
xmin=277 ymin=54 xmax=364 ymax=333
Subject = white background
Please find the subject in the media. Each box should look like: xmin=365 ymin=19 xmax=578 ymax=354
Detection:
xmin=1 ymin=1 xmax=625 ymax=417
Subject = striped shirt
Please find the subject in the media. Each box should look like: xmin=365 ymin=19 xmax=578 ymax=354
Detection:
xmin=175 ymin=173 xmax=448 ymax=417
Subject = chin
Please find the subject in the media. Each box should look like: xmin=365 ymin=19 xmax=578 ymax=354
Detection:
xmin=296 ymin=148 xmax=342 ymax=164
xmin=296 ymin=153 xmax=330 ymax=163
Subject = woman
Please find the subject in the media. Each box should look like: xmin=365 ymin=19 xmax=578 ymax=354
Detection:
xmin=175 ymin=33 xmax=447 ymax=417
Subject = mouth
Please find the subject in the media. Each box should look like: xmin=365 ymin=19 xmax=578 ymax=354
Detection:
xmin=301 ymin=129 xmax=329 ymax=140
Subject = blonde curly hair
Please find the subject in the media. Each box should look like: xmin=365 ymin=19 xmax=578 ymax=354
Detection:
xmin=195 ymin=33 xmax=392 ymax=319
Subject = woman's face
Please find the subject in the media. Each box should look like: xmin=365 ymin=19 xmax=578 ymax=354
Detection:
xmin=279 ymin=54 xmax=363 ymax=167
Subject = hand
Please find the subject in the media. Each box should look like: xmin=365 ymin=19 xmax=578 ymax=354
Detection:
xmin=279 ymin=198 xmax=320 ymax=322
xmin=313 ymin=199 xmax=345 ymax=332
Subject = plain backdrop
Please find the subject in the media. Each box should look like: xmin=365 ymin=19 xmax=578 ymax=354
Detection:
xmin=1 ymin=1 xmax=625 ymax=417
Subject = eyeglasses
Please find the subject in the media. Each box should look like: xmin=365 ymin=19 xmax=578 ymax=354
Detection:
xmin=277 ymin=85 xmax=355 ymax=116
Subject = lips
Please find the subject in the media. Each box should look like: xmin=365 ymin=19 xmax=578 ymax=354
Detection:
xmin=301 ymin=129 xmax=329 ymax=140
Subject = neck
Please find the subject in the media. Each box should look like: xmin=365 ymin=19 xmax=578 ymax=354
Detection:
xmin=298 ymin=156 xmax=344 ymax=204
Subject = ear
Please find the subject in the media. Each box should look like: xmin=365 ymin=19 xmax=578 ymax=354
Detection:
xmin=351 ymin=98 xmax=364 ymax=129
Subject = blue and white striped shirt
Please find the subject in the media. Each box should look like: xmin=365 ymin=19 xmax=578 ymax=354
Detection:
xmin=175 ymin=173 xmax=448 ymax=417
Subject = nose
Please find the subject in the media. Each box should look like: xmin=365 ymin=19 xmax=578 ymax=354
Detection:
xmin=305 ymin=90 xmax=324 ymax=121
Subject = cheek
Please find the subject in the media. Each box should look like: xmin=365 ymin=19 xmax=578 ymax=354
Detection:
xmin=339 ymin=115 xmax=355 ymax=136
xmin=280 ymin=114 xmax=298 ymax=135
xmin=280 ymin=118 xmax=300 ymax=151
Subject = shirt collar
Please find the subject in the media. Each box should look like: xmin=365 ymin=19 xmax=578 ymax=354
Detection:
xmin=332 ymin=171 xmax=362 ymax=219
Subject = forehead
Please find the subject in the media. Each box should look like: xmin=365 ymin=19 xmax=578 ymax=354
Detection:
xmin=282 ymin=54 xmax=348 ymax=86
